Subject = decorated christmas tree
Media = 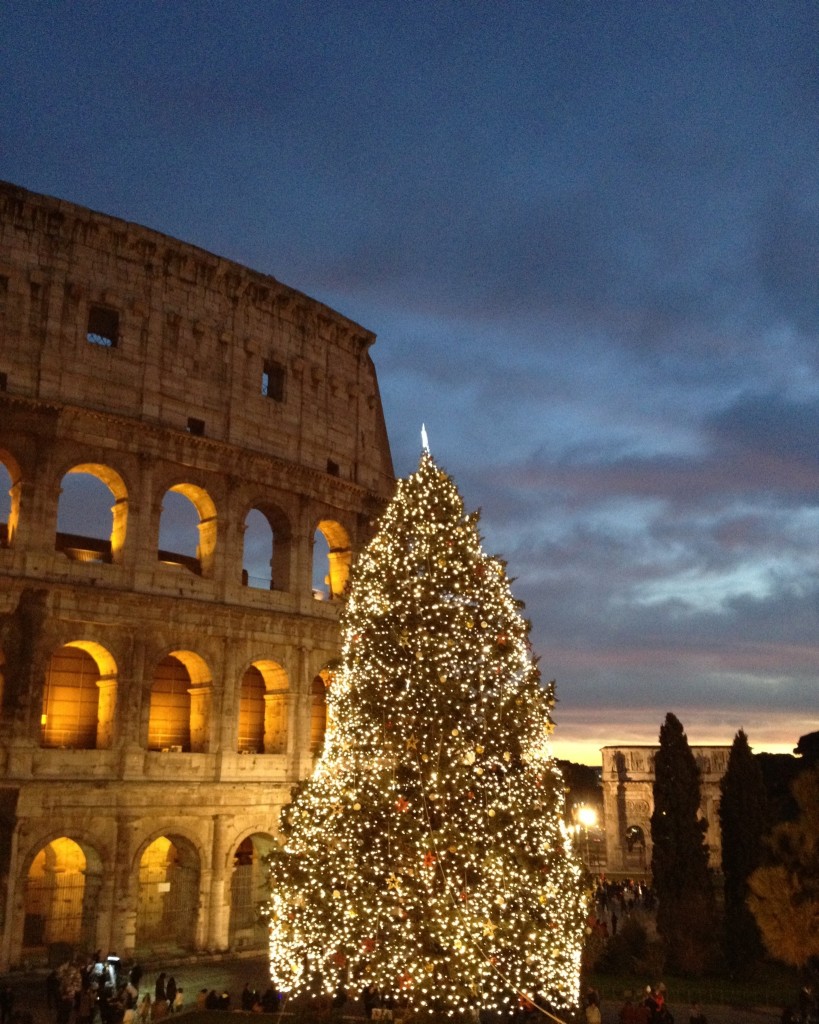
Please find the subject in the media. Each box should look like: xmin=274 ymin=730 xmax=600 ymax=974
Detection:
xmin=266 ymin=445 xmax=586 ymax=1016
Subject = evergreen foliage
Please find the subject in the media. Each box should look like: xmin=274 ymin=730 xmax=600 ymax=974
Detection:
xmin=718 ymin=729 xmax=769 ymax=973
xmin=650 ymin=712 xmax=716 ymax=974
xmin=748 ymin=766 xmax=819 ymax=970
xmin=264 ymin=450 xmax=587 ymax=1015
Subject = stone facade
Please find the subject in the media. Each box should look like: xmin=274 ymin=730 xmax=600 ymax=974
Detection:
xmin=601 ymin=744 xmax=730 ymax=877
xmin=0 ymin=182 xmax=395 ymax=970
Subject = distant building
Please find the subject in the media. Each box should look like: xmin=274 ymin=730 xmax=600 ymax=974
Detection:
xmin=601 ymin=744 xmax=731 ymax=876
xmin=0 ymin=182 xmax=394 ymax=971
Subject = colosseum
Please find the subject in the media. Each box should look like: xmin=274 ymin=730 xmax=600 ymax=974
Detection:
xmin=0 ymin=181 xmax=395 ymax=971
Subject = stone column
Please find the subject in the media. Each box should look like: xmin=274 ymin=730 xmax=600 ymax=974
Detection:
xmin=217 ymin=642 xmax=241 ymax=753
xmin=189 ymin=684 xmax=213 ymax=753
xmin=263 ymin=689 xmax=288 ymax=754
xmin=109 ymin=817 xmax=141 ymax=957
xmin=207 ymin=814 xmax=232 ymax=951
xmin=96 ymin=677 xmax=117 ymax=750
xmin=0 ymin=820 xmax=22 ymax=973
xmin=327 ymin=546 xmax=351 ymax=599
xmin=110 ymin=496 xmax=129 ymax=563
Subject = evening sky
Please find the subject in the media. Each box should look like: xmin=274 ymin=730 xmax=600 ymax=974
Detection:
xmin=1 ymin=1 xmax=817 ymax=763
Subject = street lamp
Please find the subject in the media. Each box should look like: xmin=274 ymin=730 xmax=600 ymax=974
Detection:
xmin=575 ymin=805 xmax=598 ymax=868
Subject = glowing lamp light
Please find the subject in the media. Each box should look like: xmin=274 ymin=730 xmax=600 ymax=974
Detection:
xmin=576 ymin=806 xmax=598 ymax=829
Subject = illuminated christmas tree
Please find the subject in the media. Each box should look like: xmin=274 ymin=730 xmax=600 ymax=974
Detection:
xmin=266 ymin=445 xmax=586 ymax=1016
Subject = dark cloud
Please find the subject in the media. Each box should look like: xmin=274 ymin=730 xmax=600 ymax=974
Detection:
xmin=2 ymin=1 xmax=818 ymax=760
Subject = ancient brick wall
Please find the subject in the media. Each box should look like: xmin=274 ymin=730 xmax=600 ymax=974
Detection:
xmin=0 ymin=182 xmax=395 ymax=969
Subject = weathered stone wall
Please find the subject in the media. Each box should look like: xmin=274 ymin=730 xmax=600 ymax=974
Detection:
xmin=0 ymin=182 xmax=395 ymax=970
xmin=601 ymin=744 xmax=730 ymax=876
xmin=0 ymin=181 xmax=393 ymax=492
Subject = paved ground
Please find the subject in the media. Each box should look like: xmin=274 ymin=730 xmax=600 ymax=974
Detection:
xmin=0 ymin=954 xmax=786 ymax=1024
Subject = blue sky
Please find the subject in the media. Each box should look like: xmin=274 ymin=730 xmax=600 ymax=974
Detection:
xmin=2 ymin=0 xmax=818 ymax=763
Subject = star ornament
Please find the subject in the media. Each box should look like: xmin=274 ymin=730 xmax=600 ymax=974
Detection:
xmin=405 ymin=734 xmax=419 ymax=751
xmin=395 ymin=796 xmax=410 ymax=812
xmin=387 ymin=873 xmax=401 ymax=891
xmin=423 ymin=850 xmax=437 ymax=868
xmin=482 ymin=919 xmax=497 ymax=937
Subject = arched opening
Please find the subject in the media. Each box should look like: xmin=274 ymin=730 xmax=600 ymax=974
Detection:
xmin=238 ymin=660 xmax=289 ymax=754
xmin=309 ymin=665 xmax=336 ymax=755
xmin=40 ymin=642 xmax=118 ymax=750
xmin=148 ymin=652 xmax=212 ymax=752
xmin=23 ymin=837 xmax=103 ymax=959
xmin=135 ymin=835 xmax=200 ymax=953
xmin=242 ymin=509 xmax=273 ymax=589
xmin=0 ymin=451 xmax=19 ymax=547
xmin=312 ymin=519 xmax=351 ymax=600
xmin=624 ymin=824 xmax=647 ymax=870
xmin=158 ymin=483 xmax=217 ymax=576
xmin=228 ymin=833 xmax=276 ymax=950
xmin=242 ymin=504 xmax=291 ymax=591
xmin=238 ymin=666 xmax=265 ymax=753
xmin=55 ymin=463 xmax=128 ymax=563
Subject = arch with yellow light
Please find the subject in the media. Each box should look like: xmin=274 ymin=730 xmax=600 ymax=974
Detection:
xmin=40 ymin=640 xmax=118 ymax=750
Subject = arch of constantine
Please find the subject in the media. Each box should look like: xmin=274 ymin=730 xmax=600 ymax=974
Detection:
xmin=0 ymin=182 xmax=395 ymax=970
xmin=601 ymin=744 xmax=731 ymax=876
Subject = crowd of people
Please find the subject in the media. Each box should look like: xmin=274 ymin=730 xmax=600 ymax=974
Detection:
xmin=41 ymin=962 xmax=285 ymax=1022
xmin=588 ymin=878 xmax=657 ymax=938
xmin=43 ymin=956 xmax=186 ymax=1023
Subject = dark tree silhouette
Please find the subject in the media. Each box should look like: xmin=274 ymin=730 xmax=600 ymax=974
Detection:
xmin=650 ymin=712 xmax=717 ymax=974
xmin=794 ymin=730 xmax=819 ymax=768
xmin=718 ymin=729 xmax=769 ymax=974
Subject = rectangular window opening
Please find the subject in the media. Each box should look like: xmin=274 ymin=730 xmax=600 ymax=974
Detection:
xmin=261 ymin=359 xmax=285 ymax=402
xmin=326 ymin=459 xmax=340 ymax=477
xmin=0 ymin=372 xmax=7 ymax=392
xmin=187 ymin=417 xmax=205 ymax=436
xmin=87 ymin=305 xmax=119 ymax=348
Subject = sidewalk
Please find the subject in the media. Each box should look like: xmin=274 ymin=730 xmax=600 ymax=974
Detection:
xmin=1 ymin=956 xmax=785 ymax=1024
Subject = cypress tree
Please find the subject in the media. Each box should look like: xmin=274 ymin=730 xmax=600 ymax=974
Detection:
xmin=650 ymin=712 xmax=717 ymax=974
xmin=718 ymin=729 xmax=768 ymax=974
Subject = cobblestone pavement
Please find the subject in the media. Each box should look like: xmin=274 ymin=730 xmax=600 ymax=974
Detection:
xmin=1 ymin=954 xmax=786 ymax=1024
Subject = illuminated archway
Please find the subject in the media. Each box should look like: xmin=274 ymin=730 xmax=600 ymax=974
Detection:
xmin=158 ymin=483 xmax=217 ymax=576
xmin=135 ymin=834 xmax=200 ymax=952
xmin=238 ymin=660 xmax=289 ymax=754
xmin=309 ymin=665 xmax=336 ymax=755
xmin=0 ymin=450 xmax=20 ymax=547
xmin=312 ymin=519 xmax=351 ymax=600
xmin=148 ymin=651 xmax=212 ymax=753
xmin=228 ymin=832 xmax=276 ymax=950
xmin=22 ymin=837 xmax=103 ymax=955
xmin=55 ymin=463 xmax=129 ymax=563
xmin=40 ymin=642 xmax=118 ymax=750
